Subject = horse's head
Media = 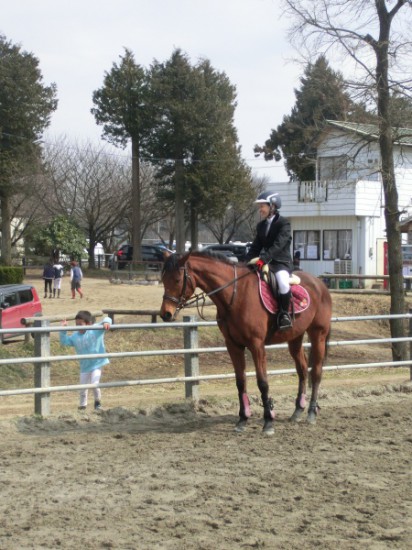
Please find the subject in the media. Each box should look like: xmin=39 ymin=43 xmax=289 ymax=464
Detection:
xmin=160 ymin=252 xmax=195 ymax=322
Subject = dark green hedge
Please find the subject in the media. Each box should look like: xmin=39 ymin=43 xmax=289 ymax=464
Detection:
xmin=0 ymin=266 xmax=24 ymax=285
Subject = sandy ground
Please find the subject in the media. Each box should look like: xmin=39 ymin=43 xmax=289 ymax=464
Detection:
xmin=1 ymin=273 xmax=412 ymax=548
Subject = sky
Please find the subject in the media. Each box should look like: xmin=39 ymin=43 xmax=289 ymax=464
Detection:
xmin=1 ymin=0 xmax=302 ymax=183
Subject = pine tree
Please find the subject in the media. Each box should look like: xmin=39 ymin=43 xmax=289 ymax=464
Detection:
xmin=255 ymin=56 xmax=370 ymax=181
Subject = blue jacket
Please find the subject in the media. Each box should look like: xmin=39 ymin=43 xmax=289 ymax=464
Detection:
xmin=60 ymin=316 xmax=112 ymax=373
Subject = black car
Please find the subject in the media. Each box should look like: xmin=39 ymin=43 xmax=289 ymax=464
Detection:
xmin=203 ymin=243 xmax=251 ymax=262
xmin=114 ymin=244 xmax=171 ymax=269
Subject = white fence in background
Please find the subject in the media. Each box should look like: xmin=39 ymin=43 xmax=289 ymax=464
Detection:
xmin=0 ymin=312 xmax=411 ymax=417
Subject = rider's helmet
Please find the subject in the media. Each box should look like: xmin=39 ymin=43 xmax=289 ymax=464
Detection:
xmin=254 ymin=191 xmax=282 ymax=209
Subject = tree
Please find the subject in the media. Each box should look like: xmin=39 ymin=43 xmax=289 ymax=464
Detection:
xmin=30 ymin=215 xmax=87 ymax=260
xmin=255 ymin=55 xmax=372 ymax=181
xmin=91 ymin=49 xmax=151 ymax=261
xmin=148 ymin=50 xmax=246 ymax=252
xmin=0 ymin=35 xmax=57 ymax=264
xmin=203 ymin=175 xmax=265 ymax=243
xmin=42 ymin=139 xmax=132 ymax=268
xmin=281 ymin=0 xmax=412 ymax=361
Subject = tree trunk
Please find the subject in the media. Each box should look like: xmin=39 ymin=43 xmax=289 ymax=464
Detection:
xmin=375 ymin=6 xmax=407 ymax=361
xmin=131 ymin=138 xmax=142 ymax=262
xmin=0 ymin=195 xmax=12 ymax=265
xmin=175 ymin=158 xmax=185 ymax=254
xmin=189 ymin=203 xmax=199 ymax=251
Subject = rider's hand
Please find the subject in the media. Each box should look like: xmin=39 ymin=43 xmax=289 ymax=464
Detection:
xmin=255 ymin=258 xmax=265 ymax=271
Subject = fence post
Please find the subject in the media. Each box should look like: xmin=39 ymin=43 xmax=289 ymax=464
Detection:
xmin=409 ymin=308 xmax=412 ymax=381
xmin=183 ymin=315 xmax=199 ymax=401
xmin=33 ymin=319 xmax=51 ymax=416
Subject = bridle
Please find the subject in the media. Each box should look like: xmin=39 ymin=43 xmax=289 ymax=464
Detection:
xmin=162 ymin=260 xmax=254 ymax=320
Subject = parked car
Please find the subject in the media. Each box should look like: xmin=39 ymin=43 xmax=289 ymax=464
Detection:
xmin=112 ymin=244 xmax=172 ymax=269
xmin=0 ymin=284 xmax=42 ymax=341
xmin=203 ymin=243 xmax=251 ymax=262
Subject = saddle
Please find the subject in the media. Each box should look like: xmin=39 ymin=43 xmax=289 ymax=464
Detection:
xmin=257 ymin=272 xmax=310 ymax=315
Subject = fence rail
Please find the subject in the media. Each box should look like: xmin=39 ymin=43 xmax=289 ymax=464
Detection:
xmin=1 ymin=312 xmax=411 ymax=416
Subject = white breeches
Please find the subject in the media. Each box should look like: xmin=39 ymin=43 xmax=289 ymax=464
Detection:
xmin=275 ymin=270 xmax=291 ymax=294
xmin=53 ymin=278 xmax=62 ymax=290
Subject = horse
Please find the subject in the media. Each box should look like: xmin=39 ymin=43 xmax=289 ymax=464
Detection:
xmin=160 ymin=250 xmax=332 ymax=435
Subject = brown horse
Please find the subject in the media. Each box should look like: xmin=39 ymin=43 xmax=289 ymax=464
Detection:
xmin=160 ymin=250 xmax=332 ymax=435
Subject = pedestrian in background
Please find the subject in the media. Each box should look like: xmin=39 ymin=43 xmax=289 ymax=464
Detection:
xmin=70 ymin=261 xmax=83 ymax=299
xmin=53 ymin=261 xmax=64 ymax=298
xmin=42 ymin=261 xmax=55 ymax=299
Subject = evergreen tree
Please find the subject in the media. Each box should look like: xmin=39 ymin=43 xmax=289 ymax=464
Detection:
xmin=255 ymin=56 xmax=370 ymax=181
xmin=91 ymin=49 xmax=150 ymax=261
xmin=0 ymin=34 xmax=57 ymax=263
xmin=148 ymin=50 xmax=248 ymax=251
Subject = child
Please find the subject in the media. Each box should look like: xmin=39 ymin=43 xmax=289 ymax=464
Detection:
xmin=53 ymin=261 xmax=64 ymax=298
xmin=60 ymin=310 xmax=112 ymax=411
xmin=70 ymin=260 xmax=83 ymax=299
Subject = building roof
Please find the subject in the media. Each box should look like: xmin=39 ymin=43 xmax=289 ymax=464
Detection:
xmin=327 ymin=120 xmax=412 ymax=146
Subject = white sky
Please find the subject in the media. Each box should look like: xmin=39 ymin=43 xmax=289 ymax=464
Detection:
xmin=1 ymin=0 xmax=302 ymax=182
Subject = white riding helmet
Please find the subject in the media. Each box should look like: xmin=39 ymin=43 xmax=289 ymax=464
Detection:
xmin=254 ymin=191 xmax=282 ymax=209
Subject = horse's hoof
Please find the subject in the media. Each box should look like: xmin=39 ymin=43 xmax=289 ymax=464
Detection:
xmin=307 ymin=404 xmax=320 ymax=425
xmin=307 ymin=412 xmax=317 ymax=425
xmin=290 ymin=408 xmax=305 ymax=423
xmin=262 ymin=421 xmax=274 ymax=436
xmin=234 ymin=420 xmax=247 ymax=433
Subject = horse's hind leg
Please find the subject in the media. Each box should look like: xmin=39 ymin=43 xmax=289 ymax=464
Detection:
xmin=288 ymin=335 xmax=309 ymax=423
xmin=225 ymin=341 xmax=251 ymax=432
xmin=306 ymin=326 xmax=330 ymax=424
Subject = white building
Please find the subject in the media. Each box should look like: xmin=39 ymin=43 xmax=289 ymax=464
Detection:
xmin=267 ymin=121 xmax=412 ymax=287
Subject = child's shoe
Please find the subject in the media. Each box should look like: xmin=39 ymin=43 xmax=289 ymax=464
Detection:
xmin=94 ymin=400 xmax=102 ymax=410
xmin=78 ymin=406 xmax=86 ymax=411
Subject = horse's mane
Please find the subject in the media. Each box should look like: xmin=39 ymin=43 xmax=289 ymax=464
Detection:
xmin=192 ymin=249 xmax=239 ymax=266
xmin=162 ymin=249 xmax=244 ymax=273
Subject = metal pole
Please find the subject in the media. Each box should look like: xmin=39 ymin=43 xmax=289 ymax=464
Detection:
xmin=183 ymin=315 xmax=199 ymax=401
xmin=409 ymin=308 xmax=412 ymax=381
xmin=34 ymin=319 xmax=51 ymax=416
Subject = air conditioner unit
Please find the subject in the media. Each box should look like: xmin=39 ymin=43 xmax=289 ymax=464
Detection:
xmin=334 ymin=260 xmax=352 ymax=274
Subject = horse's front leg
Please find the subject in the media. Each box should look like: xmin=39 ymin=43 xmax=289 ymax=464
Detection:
xmin=225 ymin=340 xmax=251 ymax=432
xmin=288 ymin=336 xmax=308 ymax=423
xmin=250 ymin=344 xmax=275 ymax=436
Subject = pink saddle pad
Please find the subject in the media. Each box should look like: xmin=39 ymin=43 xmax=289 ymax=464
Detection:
xmin=258 ymin=276 xmax=310 ymax=315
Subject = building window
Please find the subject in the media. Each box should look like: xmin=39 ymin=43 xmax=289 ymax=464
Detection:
xmin=293 ymin=230 xmax=320 ymax=260
xmin=323 ymin=230 xmax=352 ymax=260
xmin=319 ymin=156 xmax=347 ymax=180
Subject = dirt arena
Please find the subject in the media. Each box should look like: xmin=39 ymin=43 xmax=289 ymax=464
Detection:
xmin=1 ymin=274 xmax=412 ymax=549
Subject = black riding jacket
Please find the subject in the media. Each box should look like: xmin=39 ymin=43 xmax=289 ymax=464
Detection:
xmin=245 ymin=213 xmax=293 ymax=273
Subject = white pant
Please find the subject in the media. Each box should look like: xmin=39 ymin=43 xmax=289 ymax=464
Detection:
xmin=79 ymin=369 xmax=102 ymax=406
xmin=275 ymin=269 xmax=291 ymax=295
xmin=53 ymin=278 xmax=62 ymax=290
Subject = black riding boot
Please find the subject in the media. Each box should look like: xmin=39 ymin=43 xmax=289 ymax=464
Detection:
xmin=278 ymin=290 xmax=292 ymax=330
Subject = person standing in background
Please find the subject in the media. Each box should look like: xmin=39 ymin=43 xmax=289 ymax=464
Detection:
xmin=53 ymin=261 xmax=64 ymax=298
xmin=42 ymin=261 xmax=55 ymax=299
xmin=70 ymin=261 xmax=84 ymax=299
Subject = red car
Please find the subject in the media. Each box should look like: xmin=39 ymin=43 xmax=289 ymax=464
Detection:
xmin=0 ymin=284 xmax=42 ymax=341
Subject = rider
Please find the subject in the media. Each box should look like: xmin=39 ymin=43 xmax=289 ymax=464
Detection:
xmin=245 ymin=191 xmax=293 ymax=330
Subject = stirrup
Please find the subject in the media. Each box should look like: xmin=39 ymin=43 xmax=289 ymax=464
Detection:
xmin=278 ymin=312 xmax=292 ymax=330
